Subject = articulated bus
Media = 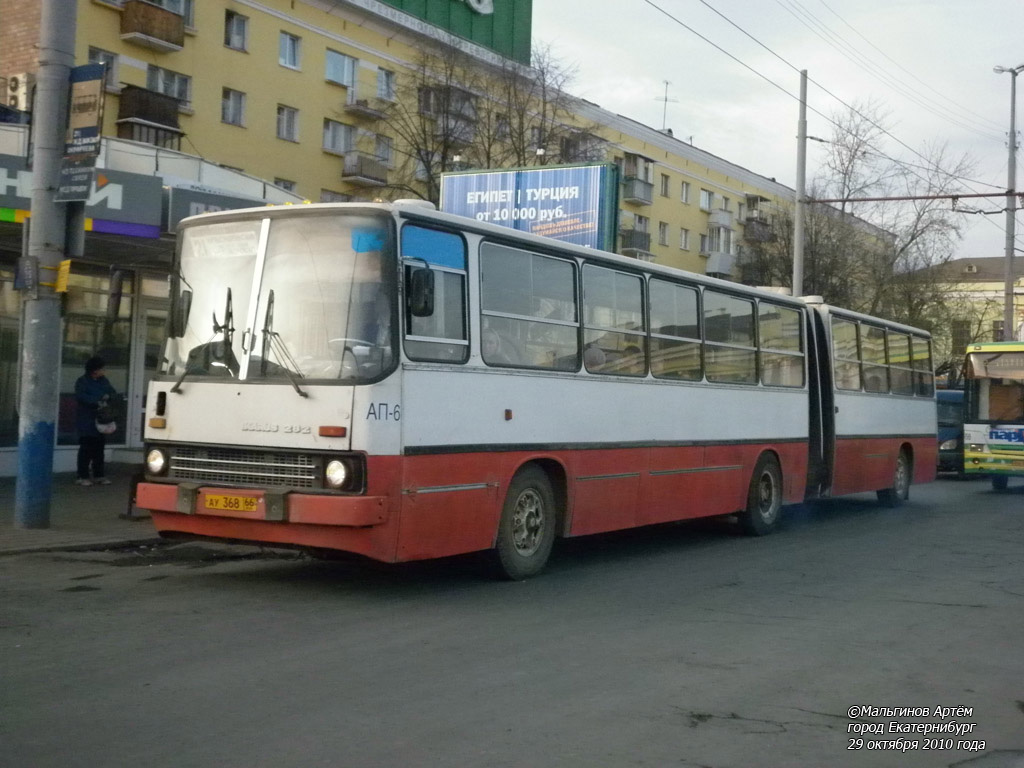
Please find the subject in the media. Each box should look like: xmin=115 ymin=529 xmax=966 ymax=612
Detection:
xmin=136 ymin=201 xmax=936 ymax=579
xmin=963 ymin=341 xmax=1024 ymax=490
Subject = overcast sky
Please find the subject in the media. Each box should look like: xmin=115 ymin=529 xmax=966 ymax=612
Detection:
xmin=531 ymin=0 xmax=1024 ymax=264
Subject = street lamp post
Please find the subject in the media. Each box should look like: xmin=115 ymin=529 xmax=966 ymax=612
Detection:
xmin=994 ymin=64 xmax=1024 ymax=341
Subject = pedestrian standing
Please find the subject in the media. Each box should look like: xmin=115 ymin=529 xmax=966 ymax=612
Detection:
xmin=74 ymin=356 xmax=117 ymax=486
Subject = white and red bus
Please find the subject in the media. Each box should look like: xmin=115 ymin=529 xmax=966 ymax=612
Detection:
xmin=137 ymin=201 xmax=936 ymax=578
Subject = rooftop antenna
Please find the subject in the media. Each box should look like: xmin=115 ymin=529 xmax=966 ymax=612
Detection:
xmin=656 ymin=80 xmax=678 ymax=131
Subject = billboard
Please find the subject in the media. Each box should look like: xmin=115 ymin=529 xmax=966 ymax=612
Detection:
xmin=440 ymin=163 xmax=619 ymax=251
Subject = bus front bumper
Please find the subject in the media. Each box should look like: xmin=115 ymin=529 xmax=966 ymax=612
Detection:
xmin=136 ymin=482 xmax=389 ymax=527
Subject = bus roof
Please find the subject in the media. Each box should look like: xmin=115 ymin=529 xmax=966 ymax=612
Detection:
xmin=967 ymin=341 xmax=1024 ymax=353
xmin=176 ymin=200 xmax=927 ymax=333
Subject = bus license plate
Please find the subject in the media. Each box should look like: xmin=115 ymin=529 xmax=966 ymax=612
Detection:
xmin=205 ymin=494 xmax=258 ymax=513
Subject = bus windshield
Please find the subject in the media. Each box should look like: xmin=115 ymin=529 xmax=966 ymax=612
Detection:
xmin=167 ymin=211 xmax=396 ymax=385
xmin=965 ymin=351 xmax=1024 ymax=423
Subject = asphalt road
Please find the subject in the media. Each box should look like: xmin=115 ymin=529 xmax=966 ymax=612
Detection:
xmin=2 ymin=477 xmax=1023 ymax=768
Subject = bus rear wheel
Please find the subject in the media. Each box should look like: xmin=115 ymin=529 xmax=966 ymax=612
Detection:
xmin=878 ymin=450 xmax=911 ymax=507
xmin=492 ymin=466 xmax=557 ymax=580
xmin=739 ymin=454 xmax=782 ymax=536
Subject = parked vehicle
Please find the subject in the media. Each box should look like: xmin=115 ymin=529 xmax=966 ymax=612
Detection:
xmin=936 ymin=389 xmax=965 ymax=473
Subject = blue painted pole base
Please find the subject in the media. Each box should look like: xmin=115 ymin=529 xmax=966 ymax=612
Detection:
xmin=15 ymin=421 xmax=56 ymax=529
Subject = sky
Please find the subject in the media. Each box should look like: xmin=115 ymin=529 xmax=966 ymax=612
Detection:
xmin=530 ymin=0 xmax=1024 ymax=264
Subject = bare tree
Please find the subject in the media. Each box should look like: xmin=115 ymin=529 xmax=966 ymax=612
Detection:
xmin=379 ymin=43 xmax=604 ymax=204
xmin=743 ymin=101 xmax=974 ymax=336
xmin=380 ymin=44 xmax=485 ymax=204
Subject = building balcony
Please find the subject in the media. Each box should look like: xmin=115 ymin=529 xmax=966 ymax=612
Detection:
xmin=620 ymin=228 xmax=651 ymax=252
xmin=345 ymin=88 xmax=387 ymax=120
xmin=704 ymin=251 xmax=736 ymax=278
xmin=621 ymin=176 xmax=653 ymax=205
xmin=116 ymin=85 xmax=181 ymax=130
xmin=341 ymin=153 xmax=388 ymax=186
xmin=709 ymin=209 xmax=733 ymax=228
xmin=743 ymin=216 xmax=774 ymax=242
xmin=120 ymin=0 xmax=185 ymax=52
xmin=436 ymin=117 xmax=475 ymax=147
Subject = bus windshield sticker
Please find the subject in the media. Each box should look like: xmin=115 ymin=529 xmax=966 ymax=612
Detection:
xmin=351 ymin=228 xmax=386 ymax=253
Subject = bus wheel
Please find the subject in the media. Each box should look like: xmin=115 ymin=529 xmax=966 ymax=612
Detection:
xmin=992 ymin=475 xmax=1009 ymax=491
xmin=739 ymin=454 xmax=782 ymax=536
xmin=493 ymin=466 xmax=557 ymax=580
xmin=878 ymin=450 xmax=911 ymax=507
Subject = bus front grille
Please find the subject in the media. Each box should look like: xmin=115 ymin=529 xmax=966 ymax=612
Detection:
xmin=167 ymin=446 xmax=320 ymax=489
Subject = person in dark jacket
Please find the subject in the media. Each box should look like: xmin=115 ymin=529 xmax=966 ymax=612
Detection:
xmin=74 ymin=356 xmax=117 ymax=486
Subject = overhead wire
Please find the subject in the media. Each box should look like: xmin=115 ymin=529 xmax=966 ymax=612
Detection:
xmin=642 ymin=0 xmax=1012 ymax=232
xmin=774 ymin=0 xmax=1004 ymax=142
xmin=814 ymin=0 xmax=1006 ymax=135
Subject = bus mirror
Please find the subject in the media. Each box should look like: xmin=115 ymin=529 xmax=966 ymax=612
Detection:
xmin=171 ymin=290 xmax=192 ymax=337
xmin=409 ymin=268 xmax=434 ymax=317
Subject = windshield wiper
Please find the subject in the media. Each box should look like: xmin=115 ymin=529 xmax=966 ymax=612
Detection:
xmin=170 ymin=287 xmax=238 ymax=394
xmin=260 ymin=290 xmax=308 ymax=398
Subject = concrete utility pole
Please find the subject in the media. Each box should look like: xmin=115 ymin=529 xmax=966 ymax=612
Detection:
xmin=994 ymin=64 xmax=1023 ymax=342
xmin=793 ymin=70 xmax=808 ymax=297
xmin=15 ymin=0 xmax=77 ymax=529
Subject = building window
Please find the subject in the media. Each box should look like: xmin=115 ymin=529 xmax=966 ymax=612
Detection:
xmin=992 ymin=320 xmax=1005 ymax=341
xmin=660 ymin=174 xmax=670 ymax=197
xmin=950 ymin=319 xmax=970 ymax=355
xmin=707 ymin=226 xmax=732 ymax=253
xmin=320 ymin=190 xmax=352 ymax=203
xmin=635 ymin=214 xmax=650 ymax=233
xmin=277 ymin=105 xmax=298 ymax=141
xmin=679 ymin=228 xmax=690 ymax=250
xmin=221 ymin=88 xmax=245 ymax=126
xmin=119 ymin=122 xmax=181 ymax=149
xmin=274 ymin=178 xmax=296 ymax=192
xmin=323 ymin=119 xmax=353 ymax=153
xmin=699 ymin=233 xmax=708 ymax=253
xmin=279 ymin=32 xmax=301 ymax=69
xmin=496 ymin=113 xmax=510 ymax=140
xmin=418 ymin=86 xmax=435 ymax=116
xmin=88 ymin=48 xmax=118 ymax=90
xmin=722 ymin=196 xmax=730 ymax=211
xmin=375 ymin=134 xmax=393 ymax=165
xmin=325 ymin=50 xmax=356 ymax=87
xmin=377 ymin=69 xmax=395 ymax=100
xmin=151 ymin=0 xmax=193 ymax=25
xmin=146 ymin=65 xmax=190 ymax=107
xmin=681 ymin=181 xmax=690 ymax=204
xmin=224 ymin=11 xmax=248 ymax=50
xmin=700 ymin=189 xmax=713 ymax=211
xmin=658 ymin=221 xmax=669 ymax=246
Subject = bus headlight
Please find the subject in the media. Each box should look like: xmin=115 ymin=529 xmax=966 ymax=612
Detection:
xmin=325 ymin=459 xmax=349 ymax=489
xmin=939 ymin=439 xmax=959 ymax=451
xmin=969 ymin=444 xmax=985 ymax=453
xmin=146 ymin=448 xmax=168 ymax=475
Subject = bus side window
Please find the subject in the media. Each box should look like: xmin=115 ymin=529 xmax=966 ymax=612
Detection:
xmin=480 ymin=242 xmax=579 ymax=371
xmin=861 ymin=324 xmax=888 ymax=393
xmin=401 ymin=225 xmax=469 ymax=363
xmin=831 ymin=317 xmax=862 ymax=391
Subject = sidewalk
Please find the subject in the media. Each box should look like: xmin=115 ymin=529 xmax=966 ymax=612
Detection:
xmin=0 ymin=463 xmax=163 ymax=556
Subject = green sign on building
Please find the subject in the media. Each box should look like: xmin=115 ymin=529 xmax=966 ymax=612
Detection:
xmin=376 ymin=0 xmax=533 ymax=64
